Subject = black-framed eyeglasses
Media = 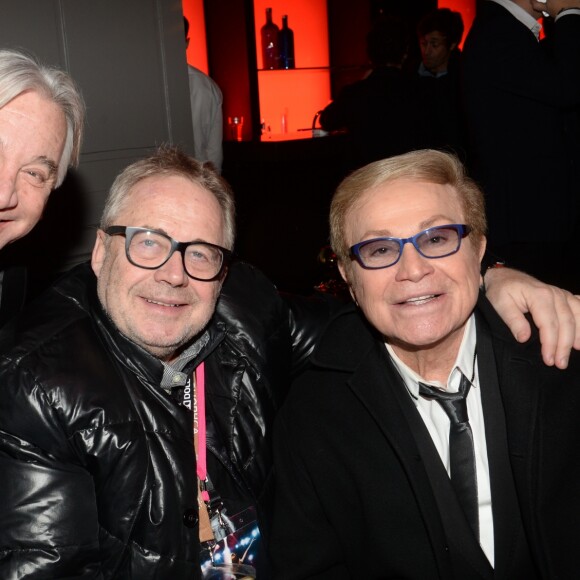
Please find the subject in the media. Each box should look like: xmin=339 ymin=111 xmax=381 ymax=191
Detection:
xmin=350 ymin=224 xmax=471 ymax=270
xmin=105 ymin=226 xmax=232 ymax=281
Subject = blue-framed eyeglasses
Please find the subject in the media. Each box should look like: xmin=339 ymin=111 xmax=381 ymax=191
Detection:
xmin=350 ymin=224 xmax=471 ymax=270
xmin=105 ymin=226 xmax=232 ymax=281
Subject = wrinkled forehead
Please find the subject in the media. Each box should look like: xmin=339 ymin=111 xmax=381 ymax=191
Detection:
xmin=114 ymin=175 xmax=226 ymax=242
xmin=118 ymin=174 xmax=208 ymax=213
xmin=0 ymin=89 xmax=67 ymax=152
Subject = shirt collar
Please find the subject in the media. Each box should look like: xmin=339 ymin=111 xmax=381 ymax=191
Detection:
xmin=418 ymin=61 xmax=448 ymax=79
xmin=487 ymin=0 xmax=542 ymax=40
xmin=161 ymin=331 xmax=210 ymax=390
xmin=386 ymin=314 xmax=477 ymax=403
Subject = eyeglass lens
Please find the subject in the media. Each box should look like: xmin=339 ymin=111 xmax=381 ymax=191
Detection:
xmin=357 ymin=226 xmax=462 ymax=268
xmin=128 ymin=229 xmax=223 ymax=279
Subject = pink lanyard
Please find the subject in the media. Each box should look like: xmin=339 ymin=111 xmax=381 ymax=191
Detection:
xmin=194 ymin=362 xmax=210 ymax=502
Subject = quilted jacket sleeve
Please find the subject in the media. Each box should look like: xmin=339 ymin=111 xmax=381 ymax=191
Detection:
xmin=0 ymin=312 xmax=101 ymax=580
xmin=0 ymin=353 xmax=102 ymax=579
xmin=0 ymin=429 xmax=102 ymax=579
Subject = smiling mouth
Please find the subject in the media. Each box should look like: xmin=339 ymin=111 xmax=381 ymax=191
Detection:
xmin=146 ymin=299 xmax=183 ymax=308
xmin=399 ymin=294 xmax=440 ymax=306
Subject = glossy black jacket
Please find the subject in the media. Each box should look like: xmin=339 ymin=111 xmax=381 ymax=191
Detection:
xmin=0 ymin=261 xmax=330 ymax=579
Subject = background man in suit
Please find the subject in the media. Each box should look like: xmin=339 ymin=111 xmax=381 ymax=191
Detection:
xmin=271 ymin=149 xmax=580 ymax=578
xmin=462 ymin=0 xmax=580 ymax=291
xmin=413 ymin=7 xmax=466 ymax=158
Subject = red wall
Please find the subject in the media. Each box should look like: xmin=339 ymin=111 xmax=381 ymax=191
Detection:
xmin=182 ymin=0 xmax=209 ymax=73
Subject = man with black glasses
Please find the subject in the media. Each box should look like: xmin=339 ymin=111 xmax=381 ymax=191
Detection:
xmin=0 ymin=146 xmax=303 ymax=578
xmin=1 ymin=145 xmax=580 ymax=579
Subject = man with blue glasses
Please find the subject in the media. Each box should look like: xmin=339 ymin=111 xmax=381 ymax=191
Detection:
xmin=272 ymin=149 xmax=580 ymax=578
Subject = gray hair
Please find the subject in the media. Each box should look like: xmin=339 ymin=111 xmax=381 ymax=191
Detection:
xmin=0 ymin=49 xmax=85 ymax=187
xmin=100 ymin=146 xmax=236 ymax=249
xmin=330 ymin=149 xmax=487 ymax=264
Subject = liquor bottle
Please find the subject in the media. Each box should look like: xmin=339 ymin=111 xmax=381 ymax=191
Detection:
xmin=261 ymin=7 xmax=279 ymax=70
xmin=278 ymin=15 xmax=295 ymax=69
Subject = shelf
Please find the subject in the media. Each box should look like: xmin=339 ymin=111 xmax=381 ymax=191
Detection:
xmin=257 ymin=66 xmax=329 ymax=72
xmin=260 ymin=129 xmax=332 ymax=141
xmin=253 ymin=0 xmax=331 ymax=135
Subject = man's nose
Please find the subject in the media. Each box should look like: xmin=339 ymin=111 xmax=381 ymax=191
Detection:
xmin=0 ymin=168 xmax=18 ymax=210
xmin=395 ymin=243 xmax=433 ymax=282
xmin=154 ymin=249 xmax=189 ymax=286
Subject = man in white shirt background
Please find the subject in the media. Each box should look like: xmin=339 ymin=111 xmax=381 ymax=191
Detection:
xmin=184 ymin=16 xmax=223 ymax=173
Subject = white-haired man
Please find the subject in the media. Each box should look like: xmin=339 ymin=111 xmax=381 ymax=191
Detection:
xmin=0 ymin=49 xmax=84 ymax=323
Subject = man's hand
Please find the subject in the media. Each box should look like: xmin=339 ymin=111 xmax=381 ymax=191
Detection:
xmin=485 ymin=267 xmax=580 ymax=369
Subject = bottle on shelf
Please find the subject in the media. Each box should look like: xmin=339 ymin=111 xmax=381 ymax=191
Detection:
xmin=281 ymin=108 xmax=289 ymax=133
xmin=261 ymin=7 xmax=280 ymax=70
xmin=278 ymin=14 xmax=295 ymax=69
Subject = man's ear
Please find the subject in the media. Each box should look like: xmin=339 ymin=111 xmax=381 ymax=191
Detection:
xmin=338 ymin=260 xmax=358 ymax=305
xmin=478 ymin=235 xmax=487 ymax=264
xmin=91 ymin=229 xmax=107 ymax=277
xmin=477 ymin=236 xmax=488 ymax=287
xmin=337 ymin=260 xmax=348 ymax=284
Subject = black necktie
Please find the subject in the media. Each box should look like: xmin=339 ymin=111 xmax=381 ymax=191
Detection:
xmin=418 ymin=374 xmax=479 ymax=539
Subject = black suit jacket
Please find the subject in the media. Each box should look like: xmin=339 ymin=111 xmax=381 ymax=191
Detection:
xmin=462 ymin=1 xmax=580 ymax=247
xmin=478 ymin=296 xmax=580 ymax=579
xmin=271 ymin=297 xmax=548 ymax=579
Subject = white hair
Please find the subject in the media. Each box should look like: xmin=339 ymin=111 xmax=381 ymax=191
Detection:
xmin=0 ymin=49 xmax=85 ymax=187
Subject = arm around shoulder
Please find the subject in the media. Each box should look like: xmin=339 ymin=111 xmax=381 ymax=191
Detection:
xmin=483 ymin=266 xmax=580 ymax=368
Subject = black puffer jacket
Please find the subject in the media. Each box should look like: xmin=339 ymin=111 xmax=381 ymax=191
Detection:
xmin=0 ymin=261 xmax=331 ymax=579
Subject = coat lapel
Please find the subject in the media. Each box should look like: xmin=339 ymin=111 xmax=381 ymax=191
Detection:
xmin=476 ymin=299 xmax=543 ymax=577
xmin=476 ymin=311 xmax=533 ymax=577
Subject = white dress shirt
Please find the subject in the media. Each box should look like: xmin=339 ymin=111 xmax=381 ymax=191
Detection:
xmin=187 ymin=65 xmax=223 ymax=172
xmin=487 ymin=0 xmax=543 ymax=39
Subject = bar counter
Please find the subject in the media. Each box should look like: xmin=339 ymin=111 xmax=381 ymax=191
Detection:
xmin=223 ymin=132 xmax=351 ymax=294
